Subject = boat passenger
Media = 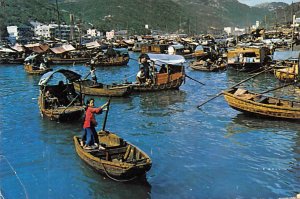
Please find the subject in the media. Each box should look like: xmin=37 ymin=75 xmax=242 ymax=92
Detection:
xmin=140 ymin=55 xmax=150 ymax=79
xmin=45 ymin=90 xmax=59 ymax=108
xmin=82 ymin=98 xmax=108 ymax=150
xmin=159 ymin=64 xmax=167 ymax=73
xmin=136 ymin=67 xmax=146 ymax=84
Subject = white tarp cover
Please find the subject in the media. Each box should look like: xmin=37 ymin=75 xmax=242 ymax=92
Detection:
xmin=62 ymin=44 xmax=75 ymax=51
xmin=195 ymin=45 xmax=204 ymax=51
xmin=24 ymin=43 xmax=40 ymax=48
xmin=0 ymin=47 xmax=16 ymax=53
xmin=273 ymin=51 xmax=300 ymax=61
xmin=50 ymin=44 xmax=75 ymax=54
xmin=85 ymin=41 xmax=100 ymax=49
xmin=24 ymin=54 xmax=38 ymax=61
xmin=11 ymin=44 xmax=25 ymax=52
xmin=146 ymin=53 xmax=185 ymax=65
xmin=38 ymin=69 xmax=81 ymax=86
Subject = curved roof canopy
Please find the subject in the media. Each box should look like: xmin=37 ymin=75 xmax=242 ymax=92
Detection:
xmin=38 ymin=69 xmax=81 ymax=86
xmin=142 ymin=53 xmax=185 ymax=65
xmin=273 ymin=51 xmax=300 ymax=61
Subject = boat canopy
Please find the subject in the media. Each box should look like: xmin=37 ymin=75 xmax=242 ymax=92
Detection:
xmin=50 ymin=44 xmax=75 ymax=54
xmin=85 ymin=41 xmax=100 ymax=49
xmin=11 ymin=44 xmax=25 ymax=52
xmin=113 ymin=48 xmax=128 ymax=55
xmin=170 ymin=44 xmax=184 ymax=50
xmin=24 ymin=54 xmax=38 ymax=61
xmin=273 ymin=51 xmax=300 ymax=61
xmin=145 ymin=53 xmax=185 ymax=65
xmin=0 ymin=47 xmax=16 ymax=53
xmin=38 ymin=69 xmax=81 ymax=86
xmin=194 ymin=45 xmax=204 ymax=51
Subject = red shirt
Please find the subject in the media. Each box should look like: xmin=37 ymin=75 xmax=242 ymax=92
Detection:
xmin=83 ymin=107 xmax=102 ymax=128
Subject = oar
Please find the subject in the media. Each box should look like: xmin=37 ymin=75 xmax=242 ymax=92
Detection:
xmin=259 ymin=82 xmax=296 ymax=94
xmin=185 ymin=74 xmax=205 ymax=85
xmin=197 ymin=66 xmax=273 ymax=108
xmin=102 ymin=98 xmax=111 ymax=131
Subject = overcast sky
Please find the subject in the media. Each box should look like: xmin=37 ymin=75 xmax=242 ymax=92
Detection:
xmin=238 ymin=0 xmax=297 ymax=6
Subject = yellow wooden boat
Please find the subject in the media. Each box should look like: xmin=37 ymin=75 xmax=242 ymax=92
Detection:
xmin=274 ymin=63 xmax=298 ymax=82
xmin=223 ymin=87 xmax=300 ymax=120
xmin=24 ymin=64 xmax=52 ymax=75
xmin=74 ymin=130 xmax=152 ymax=181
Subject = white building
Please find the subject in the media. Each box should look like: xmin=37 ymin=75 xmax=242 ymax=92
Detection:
xmin=34 ymin=23 xmax=79 ymax=40
xmin=7 ymin=26 xmax=18 ymax=39
xmin=106 ymin=30 xmax=115 ymax=40
xmin=224 ymin=27 xmax=232 ymax=35
xmin=35 ymin=24 xmax=51 ymax=38
xmin=87 ymin=28 xmax=101 ymax=37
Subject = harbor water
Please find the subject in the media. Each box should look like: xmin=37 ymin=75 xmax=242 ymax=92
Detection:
xmin=0 ymin=52 xmax=299 ymax=198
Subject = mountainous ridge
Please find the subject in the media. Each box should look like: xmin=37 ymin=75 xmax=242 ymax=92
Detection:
xmin=1 ymin=0 xmax=271 ymax=36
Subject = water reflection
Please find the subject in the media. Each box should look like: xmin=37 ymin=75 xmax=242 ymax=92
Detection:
xmin=139 ymin=90 xmax=187 ymax=117
xmin=79 ymin=160 xmax=151 ymax=199
xmin=225 ymin=113 xmax=300 ymax=138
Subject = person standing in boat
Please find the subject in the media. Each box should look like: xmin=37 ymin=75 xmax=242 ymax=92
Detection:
xmin=82 ymin=98 xmax=108 ymax=150
xmin=90 ymin=65 xmax=97 ymax=85
xmin=140 ymin=55 xmax=150 ymax=80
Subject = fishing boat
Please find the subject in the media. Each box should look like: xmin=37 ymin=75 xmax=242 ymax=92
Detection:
xmin=38 ymin=69 xmax=85 ymax=121
xmin=123 ymin=53 xmax=186 ymax=92
xmin=227 ymin=46 xmax=269 ymax=72
xmin=74 ymin=130 xmax=152 ymax=181
xmin=190 ymin=58 xmax=226 ymax=72
xmin=92 ymin=48 xmax=129 ymax=67
xmin=24 ymin=63 xmax=52 ymax=75
xmin=223 ymin=87 xmax=300 ymax=120
xmin=24 ymin=54 xmax=52 ymax=75
xmin=74 ymin=99 xmax=152 ymax=181
xmin=49 ymin=44 xmax=91 ymax=65
xmin=273 ymin=51 xmax=299 ymax=82
xmin=73 ymin=79 xmax=131 ymax=97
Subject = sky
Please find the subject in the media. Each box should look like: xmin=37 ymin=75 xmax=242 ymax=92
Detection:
xmin=238 ymin=0 xmax=297 ymax=6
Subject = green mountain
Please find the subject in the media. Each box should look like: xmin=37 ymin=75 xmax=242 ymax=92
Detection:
xmin=0 ymin=0 xmax=271 ymax=37
xmin=60 ymin=0 xmax=270 ymax=34
xmin=260 ymin=2 xmax=300 ymax=27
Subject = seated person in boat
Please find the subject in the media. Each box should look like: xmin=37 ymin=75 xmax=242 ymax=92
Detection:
xmin=159 ymin=64 xmax=167 ymax=73
xmin=39 ymin=62 xmax=47 ymax=70
xmin=81 ymin=98 xmax=109 ymax=150
xmin=136 ymin=67 xmax=146 ymax=84
xmin=45 ymin=90 xmax=59 ymax=108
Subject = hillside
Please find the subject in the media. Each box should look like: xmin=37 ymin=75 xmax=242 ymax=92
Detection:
xmin=262 ymin=2 xmax=300 ymax=27
xmin=60 ymin=0 xmax=269 ymax=34
xmin=1 ymin=0 xmax=270 ymax=36
xmin=254 ymin=2 xmax=288 ymax=11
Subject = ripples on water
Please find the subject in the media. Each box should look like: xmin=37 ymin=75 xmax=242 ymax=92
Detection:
xmin=0 ymin=53 xmax=299 ymax=198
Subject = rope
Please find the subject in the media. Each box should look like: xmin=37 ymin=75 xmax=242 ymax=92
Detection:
xmin=98 ymin=157 xmax=139 ymax=182
xmin=0 ymin=155 xmax=29 ymax=199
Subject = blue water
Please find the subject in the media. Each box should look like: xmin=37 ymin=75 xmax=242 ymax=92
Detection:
xmin=0 ymin=52 xmax=299 ymax=199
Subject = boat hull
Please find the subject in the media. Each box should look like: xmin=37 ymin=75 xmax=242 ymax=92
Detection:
xmin=73 ymin=131 xmax=152 ymax=180
xmin=130 ymin=77 xmax=184 ymax=92
xmin=73 ymin=80 xmax=131 ymax=97
xmin=223 ymin=88 xmax=300 ymax=120
xmin=24 ymin=64 xmax=52 ymax=75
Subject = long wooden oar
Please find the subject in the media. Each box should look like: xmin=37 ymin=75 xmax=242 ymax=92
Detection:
xmin=259 ymin=82 xmax=296 ymax=94
xmin=102 ymin=98 xmax=111 ymax=131
xmin=185 ymin=74 xmax=205 ymax=85
xmin=197 ymin=66 xmax=273 ymax=108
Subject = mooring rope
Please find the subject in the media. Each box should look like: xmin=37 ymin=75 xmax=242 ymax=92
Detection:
xmin=0 ymin=155 xmax=29 ymax=199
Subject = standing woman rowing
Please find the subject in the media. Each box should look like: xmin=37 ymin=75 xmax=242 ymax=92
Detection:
xmin=82 ymin=98 xmax=108 ymax=149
